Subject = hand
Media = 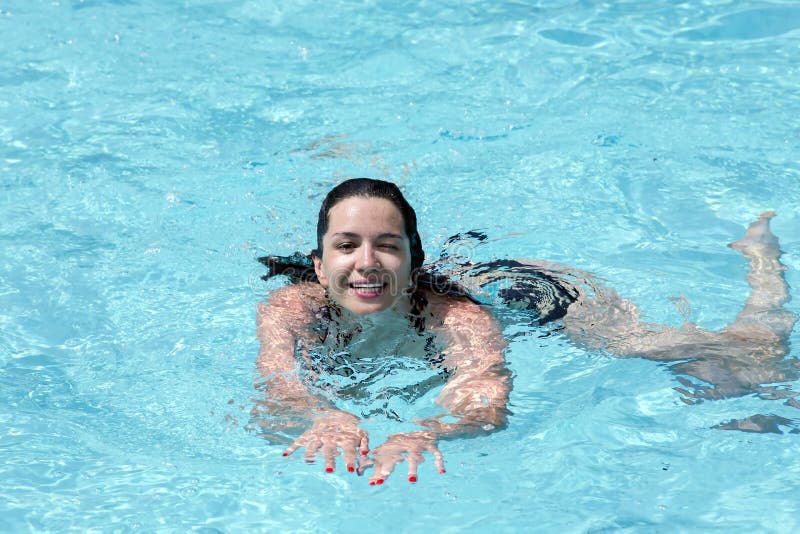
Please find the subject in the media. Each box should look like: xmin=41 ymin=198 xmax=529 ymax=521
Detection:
xmin=282 ymin=410 xmax=369 ymax=474
xmin=360 ymin=431 xmax=445 ymax=485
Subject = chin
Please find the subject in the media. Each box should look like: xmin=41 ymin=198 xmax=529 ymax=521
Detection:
xmin=345 ymin=302 xmax=393 ymax=316
xmin=337 ymin=295 xmax=407 ymax=316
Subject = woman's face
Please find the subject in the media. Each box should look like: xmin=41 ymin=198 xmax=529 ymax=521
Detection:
xmin=313 ymin=196 xmax=413 ymax=316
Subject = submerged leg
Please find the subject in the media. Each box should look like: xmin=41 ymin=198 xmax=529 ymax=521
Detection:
xmin=668 ymin=214 xmax=798 ymax=404
xmin=560 ymin=282 xmax=701 ymax=359
xmin=559 ymin=212 xmax=798 ymax=416
xmin=724 ymin=212 xmax=796 ymax=341
xmin=563 ymin=212 xmax=796 ymax=355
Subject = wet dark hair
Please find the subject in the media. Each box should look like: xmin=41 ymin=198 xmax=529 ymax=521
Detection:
xmin=258 ymin=178 xmax=478 ymax=317
xmin=313 ymin=178 xmax=425 ymax=271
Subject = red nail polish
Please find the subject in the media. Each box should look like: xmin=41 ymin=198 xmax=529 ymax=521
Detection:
xmin=282 ymin=452 xmax=288 ymax=457
xmin=376 ymin=479 xmax=384 ymax=485
xmin=369 ymin=480 xmax=375 ymax=486
xmin=408 ymin=476 xmax=417 ymax=483
xmin=439 ymin=469 xmax=446 ymax=474
xmin=347 ymin=466 xmax=355 ymax=473
xmin=361 ymin=449 xmax=369 ymax=455
xmin=325 ymin=467 xmax=334 ymax=473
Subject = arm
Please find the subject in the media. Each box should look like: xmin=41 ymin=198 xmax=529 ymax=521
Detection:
xmin=254 ymin=284 xmax=368 ymax=473
xmin=255 ymin=285 xmax=324 ymax=412
xmin=364 ymin=298 xmax=510 ymax=484
xmin=425 ymin=299 xmax=511 ymax=435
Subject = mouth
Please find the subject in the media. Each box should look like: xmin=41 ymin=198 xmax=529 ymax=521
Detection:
xmin=349 ymin=281 xmax=388 ymax=298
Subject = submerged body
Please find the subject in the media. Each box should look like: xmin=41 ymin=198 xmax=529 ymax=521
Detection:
xmin=255 ymin=178 xmax=797 ymax=485
xmin=561 ymin=212 xmax=797 ymax=414
xmin=429 ymin=214 xmax=797 ymax=412
xmin=256 ymin=184 xmax=511 ymax=483
xmin=452 ymin=214 xmax=797 ymax=414
xmin=256 ymin=275 xmax=510 ymax=481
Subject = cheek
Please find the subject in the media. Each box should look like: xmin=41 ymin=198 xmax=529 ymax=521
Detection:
xmin=393 ymin=259 xmax=413 ymax=283
xmin=322 ymin=257 xmax=351 ymax=281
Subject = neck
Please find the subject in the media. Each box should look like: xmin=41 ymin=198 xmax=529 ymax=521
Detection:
xmin=327 ymin=297 xmax=415 ymax=329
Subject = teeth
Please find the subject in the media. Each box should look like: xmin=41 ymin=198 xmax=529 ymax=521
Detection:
xmin=352 ymin=283 xmax=382 ymax=289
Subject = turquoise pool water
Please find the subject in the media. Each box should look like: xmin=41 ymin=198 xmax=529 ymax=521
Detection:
xmin=2 ymin=0 xmax=800 ymax=532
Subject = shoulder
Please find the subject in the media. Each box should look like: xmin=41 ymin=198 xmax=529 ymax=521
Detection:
xmin=257 ymin=282 xmax=325 ymax=330
xmin=419 ymin=289 xmax=506 ymax=357
xmin=422 ymin=289 xmax=496 ymax=328
xmin=264 ymin=282 xmax=324 ymax=306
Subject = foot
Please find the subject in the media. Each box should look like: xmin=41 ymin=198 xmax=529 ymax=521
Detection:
xmin=728 ymin=211 xmax=780 ymax=259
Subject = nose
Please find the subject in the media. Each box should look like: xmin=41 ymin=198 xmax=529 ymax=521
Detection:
xmin=356 ymin=244 xmax=380 ymax=271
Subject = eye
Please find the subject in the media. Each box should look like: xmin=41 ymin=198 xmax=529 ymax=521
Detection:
xmin=379 ymin=243 xmax=399 ymax=251
xmin=335 ymin=242 xmax=354 ymax=252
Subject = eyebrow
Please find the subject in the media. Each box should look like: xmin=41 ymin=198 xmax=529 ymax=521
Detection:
xmin=329 ymin=232 xmax=404 ymax=240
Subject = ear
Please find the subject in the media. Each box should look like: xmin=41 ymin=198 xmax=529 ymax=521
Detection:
xmin=312 ymin=254 xmax=328 ymax=287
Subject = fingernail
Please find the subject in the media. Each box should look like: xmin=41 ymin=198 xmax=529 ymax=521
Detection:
xmin=369 ymin=480 xmax=375 ymax=486
xmin=325 ymin=467 xmax=334 ymax=473
xmin=347 ymin=466 xmax=355 ymax=473
xmin=361 ymin=449 xmax=369 ymax=455
xmin=439 ymin=469 xmax=446 ymax=474
xmin=282 ymin=452 xmax=289 ymax=457
xmin=408 ymin=476 xmax=417 ymax=483
xmin=376 ymin=479 xmax=384 ymax=485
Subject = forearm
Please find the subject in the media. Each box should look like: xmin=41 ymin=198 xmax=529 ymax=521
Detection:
xmin=252 ymin=370 xmax=362 ymax=445
xmin=254 ymin=363 xmax=340 ymax=416
xmin=254 ymin=324 xmax=336 ymax=413
xmin=422 ymin=373 xmax=511 ymax=440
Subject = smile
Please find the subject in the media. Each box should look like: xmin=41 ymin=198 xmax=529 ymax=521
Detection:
xmin=349 ymin=281 xmax=388 ymax=298
xmin=351 ymin=283 xmax=385 ymax=289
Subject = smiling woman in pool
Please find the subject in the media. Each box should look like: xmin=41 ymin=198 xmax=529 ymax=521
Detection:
xmin=256 ymin=178 xmax=510 ymax=485
xmin=255 ymin=178 xmax=797 ymax=484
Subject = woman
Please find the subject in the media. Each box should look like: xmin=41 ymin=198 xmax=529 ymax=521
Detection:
xmin=255 ymin=178 xmax=797 ymax=484
xmin=256 ymin=178 xmax=511 ymax=485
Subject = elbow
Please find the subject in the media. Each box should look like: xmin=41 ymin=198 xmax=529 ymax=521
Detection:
xmin=452 ymin=399 xmax=511 ymax=435
xmin=448 ymin=406 xmax=509 ymax=437
xmin=475 ymin=405 xmax=510 ymax=433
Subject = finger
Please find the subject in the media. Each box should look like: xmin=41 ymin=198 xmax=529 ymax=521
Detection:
xmin=369 ymin=456 xmax=402 ymax=486
xmin=676 ymin=377 xmax=697 ymax=390
xmin=427 ymin=444 xmax=446 ymax=474
xmin=356 ymin=455 xmax=374 ymax=476
xmin=406 ymin=452 xmax=424 ymax=483
xmin=342 ymin=443 xmax=357 ymax=473
xmin=304 ymin=438 xmax=323 ymax=463
xmin=368 ymin=456 xmax=385 ymax=485
xmin=368 ymin=458 xmax=388 ymax=485
xmin=359 ymin=432 xmax=370 ymax=456
xmin=322 ymin=443 xmax=339 ymax=473
xmin=282 ymin=441 xmax=302 ymax=457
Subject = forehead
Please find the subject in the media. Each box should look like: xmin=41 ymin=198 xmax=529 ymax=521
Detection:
xmin=326 ymin=196 xmax=406 ymax=233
